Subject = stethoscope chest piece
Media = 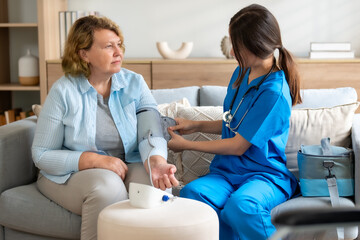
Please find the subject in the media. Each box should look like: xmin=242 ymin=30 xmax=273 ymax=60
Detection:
xmin=223 ymin=111 xmax=233 ymax=123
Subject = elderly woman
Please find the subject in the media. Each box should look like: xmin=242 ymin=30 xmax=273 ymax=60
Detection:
xmin=32 ymin=15 xmax=178 ymax=239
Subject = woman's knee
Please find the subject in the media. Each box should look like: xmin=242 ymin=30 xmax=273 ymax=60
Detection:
xmin=84 ymin=169 xmax=128 ymax=205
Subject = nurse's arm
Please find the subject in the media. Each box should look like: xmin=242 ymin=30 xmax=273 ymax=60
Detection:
xmin=168 ymin=131 xmax=251 ymax=156
xmin=170 ymin=119 xmax=222 ymax=135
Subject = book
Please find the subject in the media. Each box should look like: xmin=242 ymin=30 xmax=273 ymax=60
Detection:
xmin=58 ymin=10 xmax=101 ymax=57
xmin=59 ymin=11 xmax=66 ymax=58
xmin=0 ymin=114 xmax=6 ymax=126
xmin=4 ymin=110 xmax=15 ymax=124
xmin=65 ymin=11 xmax=73 ymax=41
xmin=310 ymin=42 xmax=351 ymax=52
xmin=20 ymin=111 xmax=27 ymax=119
xmin=71 ymin=11 xmax=78 ymax=25
xmin=309 ymin=51 xmax=355 ymax=59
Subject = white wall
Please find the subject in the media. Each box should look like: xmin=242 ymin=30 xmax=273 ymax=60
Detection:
xmin=68 ymin=0 xmax=360 ymax=58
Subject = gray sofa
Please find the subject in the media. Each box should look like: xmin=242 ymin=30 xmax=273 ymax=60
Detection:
xmin=0 ymin=85 xmax=359 ymax=239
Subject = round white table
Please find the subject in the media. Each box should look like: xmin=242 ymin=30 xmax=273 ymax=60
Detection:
xmin=98 ymin=197 xmax=219 ymax=240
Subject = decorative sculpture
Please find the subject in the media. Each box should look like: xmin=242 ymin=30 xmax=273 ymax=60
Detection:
xmin=220 ymin=36 xmax=234 ymax=59
xmin=156 ymin=42 xmax=193 ymax=59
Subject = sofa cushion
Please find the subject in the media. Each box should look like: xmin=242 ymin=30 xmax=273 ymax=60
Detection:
xmin=199 ymin=85 xmax=227 ymax=106
xmin=172 ymin=105 xmax=223 ymax=184
xmin=271 ymin=196 xmax=355 ymax=219
xmin=286 ymin=102 xmax=359 ymax=175
xmin=294 ymin=87 xmax=357 ymax=109
xmin=151 ymin=86 xmax=200 ymax=106
xmin=4 ymin=228 xmax=61 ymax=240
xmin=0 ymin=183 xmax=80 ymax=239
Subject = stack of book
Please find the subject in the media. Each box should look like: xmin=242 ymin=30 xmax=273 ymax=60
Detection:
xmin=309 ymin=42 xmax=355 ymax=59
xmin=0 ymin=109 xmax=35 ymax=126
xmin=59 ymin=11 xmax=100 ymax=57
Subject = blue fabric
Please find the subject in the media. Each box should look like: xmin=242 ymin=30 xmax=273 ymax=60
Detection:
xmin=300 ymin=179 xmax=354 ymax=197
xmin=32 ymin=68 xmax=167 ymax=184
xmin=182 ymin=67 xmax=298 ymax=240
xmin=180 ymin=173 xmax=287 ymax=240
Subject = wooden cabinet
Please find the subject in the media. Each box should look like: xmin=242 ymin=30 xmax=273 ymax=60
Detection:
xmin=46 ymin=58 xmax=360 ymax=102
xmin=297 ymin=59 xmax=360 ymax=96
xmin=0 ymin=0 xmax=67 ymax=113
xmin=151 ymin=59 xmax=237 ymax=89
xmin=46 ymin=58 xmax=238 ymax=91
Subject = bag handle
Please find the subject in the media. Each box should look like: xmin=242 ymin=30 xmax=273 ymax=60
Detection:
xmin=321 ymin=137 xmax=332 ymax=155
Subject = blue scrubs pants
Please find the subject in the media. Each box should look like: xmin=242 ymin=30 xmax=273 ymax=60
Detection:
xmin=180 ymin=173 xmax=287 ymax=240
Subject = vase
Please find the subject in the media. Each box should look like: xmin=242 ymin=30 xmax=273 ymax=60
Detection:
xmin=220 ymin=36 xmax=234 ymax=59
xmin=18 ymin=49 xmax=39 ymax=86
xmin=156 ymin=42 xmax=193 ymax=59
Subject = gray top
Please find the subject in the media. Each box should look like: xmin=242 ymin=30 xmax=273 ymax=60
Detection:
xmin=96 ymin=94 xmax=125 ymax=160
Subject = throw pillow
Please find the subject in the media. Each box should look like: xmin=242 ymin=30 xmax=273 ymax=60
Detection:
xmin=157 ymin=98 xmax=191 ymax=119
xmin=32 ymin=104 xmax=42 ymax=117
xmin=175 ymin=105 xmax=223 ymax=184
xmin=285 ymin=102 xmax=359 ymax=173
xmin=157 ymin=98 xmax=191 ymax=180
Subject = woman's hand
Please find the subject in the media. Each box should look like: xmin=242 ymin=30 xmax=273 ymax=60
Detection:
xmin=79 ymin=152 xmax=128 ymax=180
xmin=145 ymin=155 xmax=179 ymax=190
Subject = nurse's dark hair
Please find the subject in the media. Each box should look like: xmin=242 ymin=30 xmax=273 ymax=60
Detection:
xmin=229 ymin=4 xmax=301 ymax=105
xmin=62 ymin=15 xmax=125 ymax=78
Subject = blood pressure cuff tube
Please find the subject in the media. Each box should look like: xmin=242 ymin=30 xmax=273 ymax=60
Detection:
xmin=137 ymin=108 xmax=168 ymax=163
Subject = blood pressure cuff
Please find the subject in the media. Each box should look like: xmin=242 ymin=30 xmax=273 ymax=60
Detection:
xmin=137 ymin=107 xmax=176 ymax=163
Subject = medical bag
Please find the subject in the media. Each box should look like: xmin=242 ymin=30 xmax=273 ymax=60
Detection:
xmin=297 ymin=138 xmax=354 ymax=198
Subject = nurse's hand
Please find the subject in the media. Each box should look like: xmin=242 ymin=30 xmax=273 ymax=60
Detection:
xmin=167 ymin=129 xmax=191 ymax=152
xmin=168 ymin=118 xmax=199 ymax=135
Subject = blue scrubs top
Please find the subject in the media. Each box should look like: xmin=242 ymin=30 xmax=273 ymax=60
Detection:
xmin=210 ymin=66 xmax=298 ymax=198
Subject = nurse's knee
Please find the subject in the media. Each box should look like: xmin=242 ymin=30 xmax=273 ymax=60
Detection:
xmin=222 ymin=195 xmax=260 ymax=225
xmin=180 ymin=181 xmax=200 ymax=199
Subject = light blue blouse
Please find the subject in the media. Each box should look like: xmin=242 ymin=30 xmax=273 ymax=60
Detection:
xmin=32 ymin=68 xmax=167 ymax=184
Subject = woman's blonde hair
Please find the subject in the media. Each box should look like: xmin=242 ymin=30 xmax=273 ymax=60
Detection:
xmin=62 ymin=15 xmax=125 ymax=78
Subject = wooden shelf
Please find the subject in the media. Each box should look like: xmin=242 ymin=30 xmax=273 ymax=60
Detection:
xmin=0 ymin=23 xmax=38 ymax=27
xmin=0 ymin=83 xmax=40 ymax=91
xmin=0 ymin=0 xmax=68 ymax=112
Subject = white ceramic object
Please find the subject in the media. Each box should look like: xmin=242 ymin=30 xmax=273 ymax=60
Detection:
xmin=18 ymin=49 xmax=39 ymax=86
xmin=156 ymin=42 xmax=193 ymax=59
xmin=220 ymin=36 xmax=234 ymax=59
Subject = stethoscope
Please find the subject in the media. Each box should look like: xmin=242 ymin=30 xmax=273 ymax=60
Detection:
xmin=223 ymin=59 xmax=276 ymax=133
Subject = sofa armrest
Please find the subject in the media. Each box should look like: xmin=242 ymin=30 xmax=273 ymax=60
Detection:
xmin=351 ymin=113 xmax=360 ymax=206
xmin=270 ymin=207 xmax=360 ymax=240
xmin=0 ymin=116 xmax=38 ymax=193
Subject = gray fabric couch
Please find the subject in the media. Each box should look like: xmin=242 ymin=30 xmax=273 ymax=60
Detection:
xmin=0 ymin=86 xmax=359 ymax=239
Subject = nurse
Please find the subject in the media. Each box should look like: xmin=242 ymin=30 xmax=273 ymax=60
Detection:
xmin=168 ymin=4 xmax=302 ymax=240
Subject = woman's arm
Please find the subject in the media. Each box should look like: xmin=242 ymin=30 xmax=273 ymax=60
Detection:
xmin=32 ymin=83 xmax=81 ymax=176
xmin=168 ymin=131 xmax=251 ymax=156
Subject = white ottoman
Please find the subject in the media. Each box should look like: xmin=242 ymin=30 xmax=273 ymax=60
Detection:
xmin=98 ymin=197 xmax=219 ymax=240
